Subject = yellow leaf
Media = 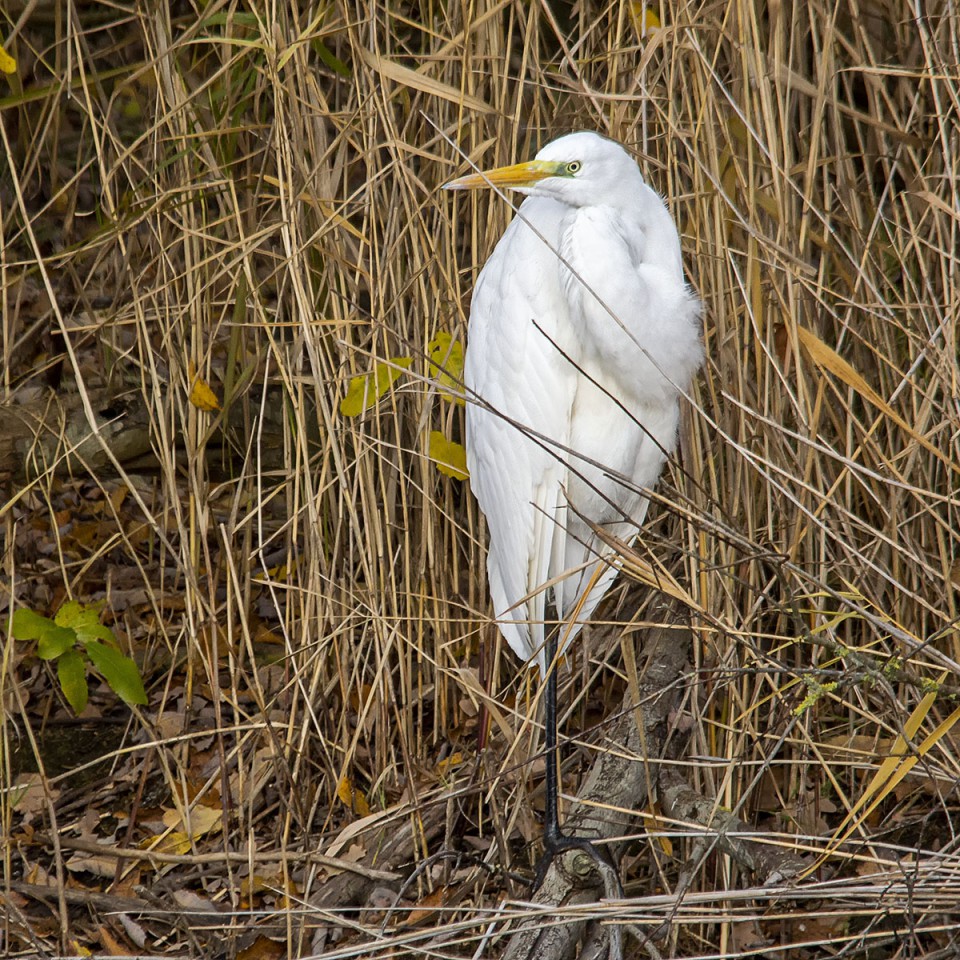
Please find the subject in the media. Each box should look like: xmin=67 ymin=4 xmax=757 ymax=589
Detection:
xmin=427 ymin=333 xmax=465 ymax=405
xmin=336 ymin=775 xmax=371 ymax=817
xmin=339 ymin=357 xmax=412 ymax=417
xmin=0 ymin=46 xmax=16 ymax=75
xmin=435 ymin=752 xmax=464 ymax=775
xmin=152 ymin=830 xmax=192 ymax=855
xmin=796 ymin=324 xmax=960 ymax=476
xmin=162 ymin=803 xmax=223 ymax=839
xmin=189 ymin=376 xmax=220 ymax=412
xmin=54 ymin=599 xmax=84 ymax=627
xmin=428 ymin=431 xmax=469 ymax=480
xmin=630 ymin=3 xmax=661 ymax=36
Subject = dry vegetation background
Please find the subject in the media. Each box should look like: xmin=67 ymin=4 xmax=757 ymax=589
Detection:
xmin=2 ymin=0 xmax=960 ymax=957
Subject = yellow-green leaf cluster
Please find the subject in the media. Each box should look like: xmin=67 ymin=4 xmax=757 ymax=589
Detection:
xmin=427 ymin=333 xmax=465 ymax=406
xmin=12 ymin=602 xmax=147 ymax=712
xmin=429 ymin=431 xmax=468 ymax=481
xmin=340 ymin=358 xmax=412 ymax=417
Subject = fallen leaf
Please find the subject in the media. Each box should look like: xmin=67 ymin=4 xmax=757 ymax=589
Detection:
xmin=66 ymin=852 xmax=119 ymax=878
xmin=150 ymin=831 xmax=192 ymax=855
xmin=237 ymin=936 xmax=285 ymax=960
xmin=403 ymin=885 xmax=453 ymax=926
xmin=161 ymin=803 xmax=222 ymax=840
xmin=319 ymin=840 xmax=367 ymax=876
xmin=337 ymin=775 xmax=372 ymax=817
xmin=116 ymin=913 xmax=147 ymax=949
xmin=11 ymin=774 xmax=53 ymax=816
xmin=730 ymin=920 xmax=771 ymax=954
xmin=172 ymin=888 xmax=221 ymax=913
xmin=97 ymin=924 xmax=130 ymax=956
xmin=435 ymin=752 xmax=464 ymax=776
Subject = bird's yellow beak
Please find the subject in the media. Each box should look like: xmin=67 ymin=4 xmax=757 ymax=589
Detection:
xmin=443 ymin=159 xmax=564 ymax=191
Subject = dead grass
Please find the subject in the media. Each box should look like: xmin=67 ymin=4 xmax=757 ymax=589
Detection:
xmin=2 ymin=0 xmax=959 ymax=957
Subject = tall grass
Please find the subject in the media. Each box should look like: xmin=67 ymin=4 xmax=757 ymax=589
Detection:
xmin=2 ymin=0 xmax=958 ymax=955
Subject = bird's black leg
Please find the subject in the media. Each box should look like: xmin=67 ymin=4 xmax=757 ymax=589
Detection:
xmin=533 ymin=625 xmax=621 ymax=893
xmin=541 ymin=625 xmax=562 ymax=854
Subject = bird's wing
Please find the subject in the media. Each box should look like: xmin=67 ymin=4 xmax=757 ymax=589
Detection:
xmin=465 ymin=197 xmax=576 ymax=675
xmin=547 ymin=201 xmax=701 ymax=648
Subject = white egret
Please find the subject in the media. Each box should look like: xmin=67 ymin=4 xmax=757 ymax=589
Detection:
xmin=445 ymin=131 xmax=702 ymax=883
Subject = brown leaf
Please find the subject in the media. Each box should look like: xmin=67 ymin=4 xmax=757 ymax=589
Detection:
xmin=730 ymin=920 xmax=771 ymax=954
xmin=96 ymin=924 xmax=131 ymax=956
xmin=238 ymin=936 xmax=285 ymax=960
xmin=403 ymin=885 xmax=456 ymax=927
xmin=65 ymin=852 xmax=118 ymax=878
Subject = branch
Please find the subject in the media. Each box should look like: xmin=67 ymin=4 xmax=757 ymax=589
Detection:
xmin=502 ymin=601 xmax=691 ymax=960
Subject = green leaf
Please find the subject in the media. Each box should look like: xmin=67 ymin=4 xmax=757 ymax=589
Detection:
xmin=12 ymin=609 xmax=77 ymax=659
xmin=313 ymin=39 xmax=352 ymax=78
xmin=57 ymin=650 xmax=89 ymax=714
xmin=428 ymin=431 xmax=469 ymax=481
xmin=339 ymin=357 xmax=412 ymax=417
xmin=201 ymin=11 xmax=262 ymax=29
xmin=55 ymin=600 xmax=114 ymax=644
xmin=427 ymin=333 xmax=465 ymax=405
xmin=12 ymin=608 xmax=54 ymax=640
xmin=37 ymin=626 xmax=77 ymax=660
xmin=54 ymin=600 xmax=83 ymax=627
xmin=85 ymin=641 xmax=148 ymax=706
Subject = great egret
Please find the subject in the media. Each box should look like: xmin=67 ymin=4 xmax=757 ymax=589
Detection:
xmin=445 ymin=131 xmax=702 ymax=883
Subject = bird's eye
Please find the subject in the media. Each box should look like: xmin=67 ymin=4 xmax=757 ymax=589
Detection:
xmin=566 ymin=160 xmax=582 ymax=175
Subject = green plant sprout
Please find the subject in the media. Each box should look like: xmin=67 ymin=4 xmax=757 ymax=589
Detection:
xmin=11 ymin=601 xmax=147 ymax=714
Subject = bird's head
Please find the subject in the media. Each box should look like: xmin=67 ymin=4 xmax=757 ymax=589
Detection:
xmin=443 ymin=131 xmax=645 ymax=208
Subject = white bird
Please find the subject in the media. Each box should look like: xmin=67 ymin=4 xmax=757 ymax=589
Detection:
xmin=445 ymin=131 xmax=702 ymax=881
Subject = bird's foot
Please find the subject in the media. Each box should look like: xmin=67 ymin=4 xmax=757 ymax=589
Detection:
xmin=533 ymin=830 xmax=622 ymax=896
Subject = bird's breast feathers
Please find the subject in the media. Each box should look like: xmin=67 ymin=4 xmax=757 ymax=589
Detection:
xmin=553 ymin=205 xmax=701 ymax=409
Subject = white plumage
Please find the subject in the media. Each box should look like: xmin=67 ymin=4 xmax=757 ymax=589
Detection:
xmin=446 ymin=131 xmax=703 ymax=676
